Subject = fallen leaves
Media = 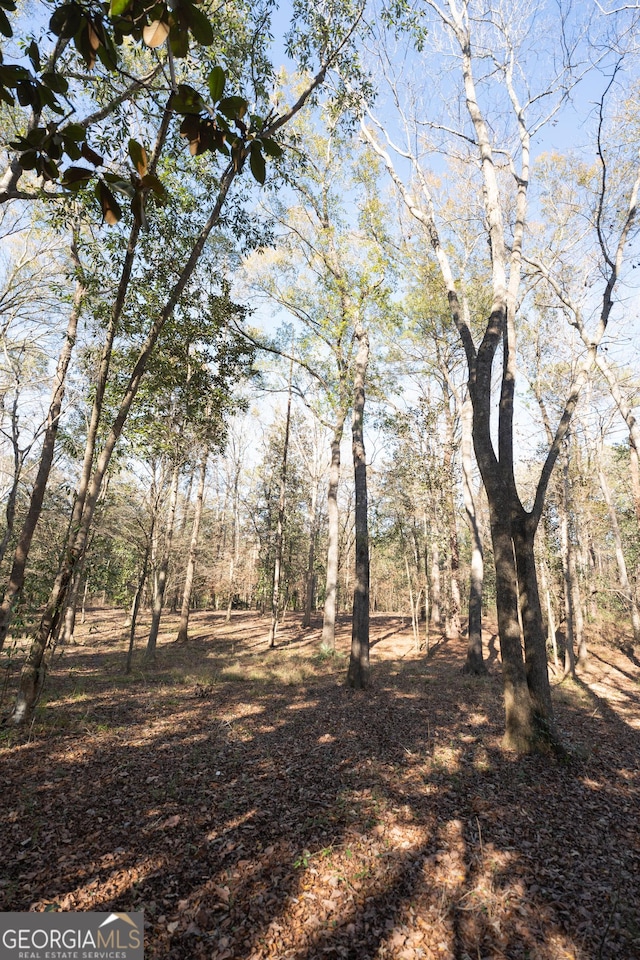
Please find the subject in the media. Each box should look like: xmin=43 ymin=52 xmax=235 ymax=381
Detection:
xmin=0 ymin=611 xmax=639 ymax=960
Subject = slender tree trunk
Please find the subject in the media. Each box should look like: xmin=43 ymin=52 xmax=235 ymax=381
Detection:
xmin=0 ymin=391 xmax=23 ymax=569
xmin=347 ymin=321 xmax=370 ymax=689
xmin=171 ymin=467 xmax=194 ymax=612
xmin=429 ymin=535 xmax=442 ymax=628
xmin=176 ymin=452 xmax=208 ymax=643
xmin=460 ymin=396 xmax=485 ymax=674
xmin=539 ymin=554 xmax=559 ymax=670
xmin=443 ymin=390 xmax=461 ymax=638
xmin=0 ymin=259 xmax=85 ymax=648
xmin=303 ymin=482 xmax=319 ymax=629
xmin=147 ymin=459 xmax=180 ymax=658
xmin=126 ymin=527 xmax=153 ymax=674
xmin=559 ymin=463 xmax=576 ymax=677
xmin=598 ymin=461 xmax=640 ymax=648
xmin=268 ymin=354 xmax=294 ymax=648
xmin=321 ymin=411 xmax=347 ymax=649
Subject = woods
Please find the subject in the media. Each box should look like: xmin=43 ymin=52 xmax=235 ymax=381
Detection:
xmin=1 ymin=0 xmax=640 ymax=956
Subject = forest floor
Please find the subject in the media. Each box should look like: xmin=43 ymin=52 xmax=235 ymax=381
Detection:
xmin=1 ymin=610 xmax=639 ymax=960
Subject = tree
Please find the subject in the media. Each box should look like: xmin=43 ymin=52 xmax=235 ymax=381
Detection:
xmin=358 ymin=0 xmax=640 ymax=749
xmin=5 ymin=1 xmax=367 ymax=723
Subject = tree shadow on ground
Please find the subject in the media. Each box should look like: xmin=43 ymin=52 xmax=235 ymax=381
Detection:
xmin=1 ymin=614 xmax=638 ymax=959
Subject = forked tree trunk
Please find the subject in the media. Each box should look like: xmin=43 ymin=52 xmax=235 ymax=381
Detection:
xmin=347 ymin=321 xmax=370 ymax=689
xmin=176 ymin=452 xmax=208 ymax=643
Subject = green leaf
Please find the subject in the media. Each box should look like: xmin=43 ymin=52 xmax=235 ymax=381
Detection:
xmin=208 ymin=65 xmax=225 ymax=102
xmin=128 ymin=138 xmax=148 ymax=176
xmin=61 ymin=165 xmax=94 ymax=188
xmin=15 ymin=80 xmax=34 ymax=107
xmin=170 ymin=83 xmax=204 ymax=115
xmin=49 ymin=3 xmax=82 ymax=39
xmin=170 ymin=28 xmax=189 ymax=58
xmin=261 ymin=137 xmax=283 ymax=159
xmin=109 ymin=0 xmax=131 ymax=15
xmin=27 ymin=41 xmax=40 ymax=71
xmin=42 ymin=71 xmax=69 ymax=93
xmin=80 ymin=142 xmax=103 ymax=166
xmin=218 ymin=96 xmax=247 ymax=121
xmin=140 ymin=172 xmax=165 ymax=196
xmin=62 ymin=122 xmax=86 ymax=141
xmin=103 ymin=173 xmax=135 ymax=198
xmin=186 ymin=2 xmax=213 ymax=45
xmin=249 ymin=142 xmax=265 ymax=185
xmin=19 ymin=149 xmax=38 ymax=170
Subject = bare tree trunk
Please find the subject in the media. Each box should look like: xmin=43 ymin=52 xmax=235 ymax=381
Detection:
xmin=147 ymin=459 xmax=180 ymax=658
xmin=598 ymin=461 xmax=640 ymax=648
xmin=176 ymin=452 xmax=208 ymax=643
xmin=559 ymin=460 xmax=576 ymax=677
xmin=303 ymin=481 xmax=319 ymax=629
xmin=460 ymin=396 xmax=485 ymax=674
xmin=429 ymin=535 xmax=442 ymax=628
xmin=321 ymin=412 xmax=346 ymax=649
xmin=347 ymin=321 xmax=370 ymax=689
xmin=268 ymin=355 xmax=294 ymax=648
xmin=0 ymin=256 xmax=85 ymax=648
xmin=126 ymin=525 xmax=153 ymax=674
xmin=539 ymin=554 xmax=559 ymax=670
xmin=443 ymin=388 xmax=461 ymax=638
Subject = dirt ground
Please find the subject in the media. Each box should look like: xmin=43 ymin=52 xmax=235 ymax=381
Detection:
xmin=1 ymin=610 xmax=639 ymax=960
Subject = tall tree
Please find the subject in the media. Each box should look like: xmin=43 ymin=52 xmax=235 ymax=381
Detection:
xmin=358 ymin=0 xmax=640 ymax=750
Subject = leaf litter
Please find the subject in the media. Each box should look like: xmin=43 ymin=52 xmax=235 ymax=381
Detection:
xmin=0 ymin=610 xmax=638 ymax=960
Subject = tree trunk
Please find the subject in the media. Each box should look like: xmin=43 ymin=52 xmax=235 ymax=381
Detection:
xmin=303 ymin=481 xmax=319 ymax=629
xmin=147 ymin=459 xmax=180 ymax=658
xmin=0 ymin=259 xmax=85 ymax=649
xmin=347 ymin=321 xmax=370 ymax=690
xmin=488 ymin=515 xmax=537 ymax=752
xmin=176 ymin=452 xmax=208 ymax=643
xmin=598 ymin=462 xmax=640 ymax=648
xmin=268 ymin=354 xmax=294 ymax=648
xmin=126 ymin=527 xmax=153 ymax=674
xmin=460 ymin=396 xmax=485 ymax=674
xmin=443 ymin=388 xmax=461 ymax=638
xmin=513 ymin=519 xmax=555 ymax=735
xmin=559 ymin=462 xmax=576 ymax=678
xmin=429 ymin=535 xmax=442 ymax=628
xmin=321 ymin=412 xmax=346 ymax=649
xmin=538 ymin=555 xmax=559 ymax=670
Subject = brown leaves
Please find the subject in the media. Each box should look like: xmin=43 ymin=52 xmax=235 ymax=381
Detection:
xmin=1 ymin=612 xmax=639 ymax=960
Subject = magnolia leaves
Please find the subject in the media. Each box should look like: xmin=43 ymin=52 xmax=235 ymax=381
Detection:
xmin=0 ymin=0 xmax=216 ymax=111
xmin=92 ymin=139 xmax=166 ymax=227
xmin=174 ymin=69 xmax=283 ymax=185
